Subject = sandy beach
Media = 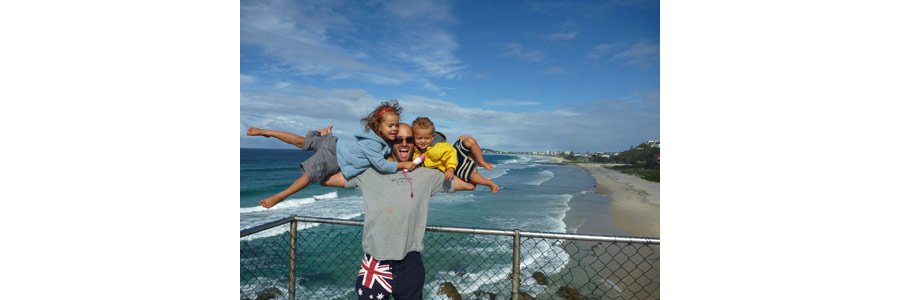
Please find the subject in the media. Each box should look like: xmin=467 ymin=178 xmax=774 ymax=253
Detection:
xmin=575 ymin=163 xmax=659 ymax=238
xmin=505 ymin=157 xmax=660 ymax=298
xmin=512 ymin=157 xmax=659 ymax=237
xmin=537 ymin=162 xmax=660 ymax=299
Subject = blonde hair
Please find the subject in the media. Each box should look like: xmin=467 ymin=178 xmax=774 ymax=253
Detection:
xmin=411 ymin=117 xmax=435 ymax=134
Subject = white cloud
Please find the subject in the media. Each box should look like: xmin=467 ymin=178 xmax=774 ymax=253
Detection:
xmin=502 ymin=43 xmax=545 ymax=62
xmin=554 ymin=109 xmax=580 ymax=117
xmin=240 ymin=74 xmax=255 ymax=85
xmin=541 ymin=20 xmax=579 ymax=41
xmin=612 ymin=41 xmax=660 ymax=67
xmin=528 ymin=0 xmax=657 ymax=16
xmin=542 ymin=31 xmax=578 ymax=41
xmin=241 ymin=0 xmax=465 ymax=85
xmin=385 ymin=0 xmax=455 ymax=22
xmin=391 ymin=30 xmax=467 ymax=80
xmin=381 ymin=1 xmax=466 ymax=80
xmin=418 ymin=79 xmax=446 ymax=96
xmin=274 ymin=82 xmax=290 ymax=89
xmin=586 ymin=44 xmax=614 ymax=60
xmin=542 ymin=66 xmax=567 ymax=75
xmin=586 ymin=41 xmax=659 ymax=68
xmin=241 ymin=87 xmax=659 ymax=152
xmin=484 ymin=100 xmax=543 ymax=107
xmin=241 ymin=0 xmax=409 ymax=84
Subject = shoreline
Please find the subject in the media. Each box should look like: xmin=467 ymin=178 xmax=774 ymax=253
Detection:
xmin=546 ymin=162 xmax=660 ymax=299
xmin=511 ymin=154 xmax=566 ymax=164
xmin=508 ymin=155 xmax=658 ymax=237
xmin=574 ymin=163 xmax=659 ymax=238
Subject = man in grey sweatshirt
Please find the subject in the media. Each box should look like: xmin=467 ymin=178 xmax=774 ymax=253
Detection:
xmin=346 ymin=123 xmax=453 ymax=300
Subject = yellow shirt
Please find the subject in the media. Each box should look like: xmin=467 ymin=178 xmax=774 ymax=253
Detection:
xmin=412 ymin=142 xmax=458 ymax=172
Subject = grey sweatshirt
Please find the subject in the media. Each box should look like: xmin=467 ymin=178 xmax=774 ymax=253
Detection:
xmin=346 ymin=167 xmax=454 ymax=260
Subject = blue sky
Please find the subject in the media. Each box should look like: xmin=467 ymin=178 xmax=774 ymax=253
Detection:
xmin=240 ymin=0 xmax=659 ymax=152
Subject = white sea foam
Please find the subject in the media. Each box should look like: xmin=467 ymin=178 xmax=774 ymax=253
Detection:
xmin=239 ymin=198 xmax=315 ymax=213
xmin=423 ymin=229 xmax=572 ymax=298
xmin=240 ymin=277 xmax=353 ymax=300
xmin=313 ymin=191 xmax=339 ymax=200
xmin=240 ymin=211 xmax=363 ymax=241
xmin=240 ymin=191 xmax=339 ymax=213
xmin=485 ymin=194 xmax=572 ymax=230
xmin=524 ymin=170 xmax=554 ymax=186
xmin=480 ymin=167 xmax=508 ymax=180
xmin=240 ymin=192 xmax=364 ymax=241
xmin=431 ymin=192 xmax=476 ymax=204
xmin=426 ymin=194 xmax=573 ymax=297
xmin=497 ymin=158 xmax=520 ymax=165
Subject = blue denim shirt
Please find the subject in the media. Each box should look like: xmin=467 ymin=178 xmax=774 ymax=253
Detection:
xmin=336 ymin=130 xmax=397 ymax=179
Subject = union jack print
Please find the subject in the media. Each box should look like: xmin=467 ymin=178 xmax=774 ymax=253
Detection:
xmin=358 ymin=254 xmax=393 ymax=293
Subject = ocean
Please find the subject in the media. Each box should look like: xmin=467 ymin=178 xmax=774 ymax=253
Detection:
xmin=240 ymin=148 xmax=619 ymax=299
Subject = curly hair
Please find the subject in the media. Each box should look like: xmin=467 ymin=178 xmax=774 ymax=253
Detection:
xmin=360 ymin=100 xmax=403 ymax=132
xmin=411 ymin=116 xmax=435 ymax=134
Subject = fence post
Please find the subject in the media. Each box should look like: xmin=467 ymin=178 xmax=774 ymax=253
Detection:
xmin=512 ymin=230 xmax=521 ymax=300
xmin=288 ymin=218 xmax=298 ymax=300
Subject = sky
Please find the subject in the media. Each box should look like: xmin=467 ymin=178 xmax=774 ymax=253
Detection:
xmin=240 ymin=0 xmax=659 ymax=152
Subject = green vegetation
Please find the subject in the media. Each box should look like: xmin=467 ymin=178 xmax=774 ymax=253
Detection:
xmin=608 ymin=142 xmax=659 ymax=182
xmin=561 ymin=141 xmax=660 ymax=182
xmin=609 ymin=166 xmax=659 ymax=182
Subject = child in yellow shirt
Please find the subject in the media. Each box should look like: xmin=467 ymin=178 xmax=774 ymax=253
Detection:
xmin=411 ymin=117 xmax=458 ymax=180
xmin=411 ymin=117 xmax=500 ymax=192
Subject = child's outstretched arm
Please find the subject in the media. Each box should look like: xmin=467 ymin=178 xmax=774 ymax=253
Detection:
xmin=360 ymin=141 xmax=411 ymax=172
xmin=247 ymin=127 xmax=306 ymax=149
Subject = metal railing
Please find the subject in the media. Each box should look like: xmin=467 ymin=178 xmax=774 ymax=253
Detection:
xmin=240 ymin=215 xmax=660 ymax=300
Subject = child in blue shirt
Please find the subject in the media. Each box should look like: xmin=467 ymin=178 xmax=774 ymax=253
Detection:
xmin=247 ymin=100 xmax=417 ymax=208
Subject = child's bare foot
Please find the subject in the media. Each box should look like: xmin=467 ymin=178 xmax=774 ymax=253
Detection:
xmin=247 ymin=127 xmax=269 ymax=137
xmin=480 ymin=162 xmax=494 ymax=171
xmin=259 ymin=196 xmax=284 ymax=208
xmin=489 ymin=184 xmax=500 ymax=193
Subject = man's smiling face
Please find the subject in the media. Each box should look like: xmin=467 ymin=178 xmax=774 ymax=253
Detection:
xmin=391 ymin=123 xmax=414 ymax=162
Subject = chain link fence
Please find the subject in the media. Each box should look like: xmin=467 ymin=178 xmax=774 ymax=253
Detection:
xmin=240 ymin=216 xmax=659 ymax=300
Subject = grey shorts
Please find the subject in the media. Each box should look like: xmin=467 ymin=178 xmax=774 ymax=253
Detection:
xmin=299 ymin=130 xmax=341 ymax=184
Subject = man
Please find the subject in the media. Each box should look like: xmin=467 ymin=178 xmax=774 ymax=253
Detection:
xmin=265 ymin=123 xmax=475 ymax=299
xmin=346 ymin=123 xmax=457 ymax=300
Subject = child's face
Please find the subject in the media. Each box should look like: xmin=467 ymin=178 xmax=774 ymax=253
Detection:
xmin=377 ymin=113 xmax=399 ymax=141
xmin=412 ymin=127 xmax=434 ymax=151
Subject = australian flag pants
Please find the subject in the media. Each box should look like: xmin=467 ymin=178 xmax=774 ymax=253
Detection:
xmin=355 ymin=251 xmax=425 ymax=300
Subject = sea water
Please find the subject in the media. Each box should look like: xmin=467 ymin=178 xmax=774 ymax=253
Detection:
xmin=240 ymin=148 xmax=613 ymax=299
